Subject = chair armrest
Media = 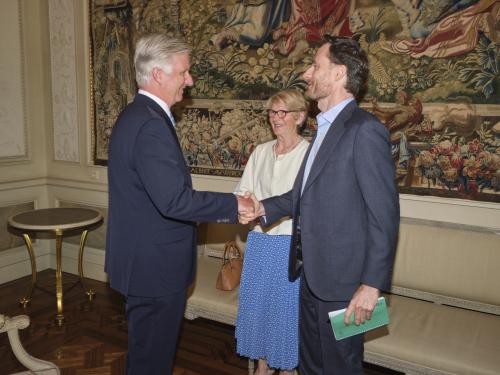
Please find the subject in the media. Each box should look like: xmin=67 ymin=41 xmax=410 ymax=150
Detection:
xmin=1 ymin=314 xmax=60 ymax=375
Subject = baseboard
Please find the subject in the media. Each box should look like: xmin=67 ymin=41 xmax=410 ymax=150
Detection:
xmin=0 ymin=245 xmax=51 ymax=285
xmin=59 ymin=243 xmax=108 ymax=282
xmin=0 ymin=243 xmax=107 ymax=285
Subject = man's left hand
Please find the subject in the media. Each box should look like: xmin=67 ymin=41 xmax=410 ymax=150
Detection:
xmin=344 ymin=284 xmax=380 ymax=325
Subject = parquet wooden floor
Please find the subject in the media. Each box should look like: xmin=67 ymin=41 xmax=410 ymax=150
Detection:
xmin=0 ymin=270 xmax=400 ymax=375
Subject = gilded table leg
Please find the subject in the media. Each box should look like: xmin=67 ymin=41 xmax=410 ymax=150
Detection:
xmin=19 ymin=234 xmax=37 ymax=308
xmin=55 ymin=229 xmax=64 ymax=326
xmin=78 ymin=230 xmax=95 ymax=301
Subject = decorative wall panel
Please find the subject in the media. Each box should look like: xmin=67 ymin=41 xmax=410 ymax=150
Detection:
xmin=49 ymin=0 xmax=80 ymax=162
xmin=0 ymin=0 xmax=27 ymax=160
xmin=0 ymin=201 xmax=34 ymax=252
xmin=58 ymin=201 xmax=107 ymax=249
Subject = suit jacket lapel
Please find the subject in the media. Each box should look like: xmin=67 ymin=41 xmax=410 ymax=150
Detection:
xmin=302 ymin=101 xmax=357 ymax=194
xmin=135 ymin=94 xmax=190 ymax=181
xmin=136 ymin=94 xmax=182 ymax=150
xmin=292 ymin=134 xmax=316 ymax=205
xmin=160 ymin=111 xmax=182 ymax=150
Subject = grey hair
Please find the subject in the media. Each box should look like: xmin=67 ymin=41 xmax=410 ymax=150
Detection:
xmin=134 ymin=34 xmax=191 ymax=88
xmin=266 ymin=89 xmax=309 ymax=114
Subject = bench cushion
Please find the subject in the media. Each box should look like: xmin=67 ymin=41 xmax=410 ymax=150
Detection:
xmin=365 ymin=295 xmax=500 ymax=375
xmin=185 ymin=255 xmax=239 ymax=325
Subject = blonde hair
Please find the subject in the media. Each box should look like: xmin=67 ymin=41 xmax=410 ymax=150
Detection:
xmin=266 ymin=89 xmax=309 ymax=118
xmin=134 ymin=34 xmax=191 ymax=88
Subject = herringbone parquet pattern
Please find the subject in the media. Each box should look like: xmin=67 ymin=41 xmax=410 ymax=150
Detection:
xmin=0 ymin=271 xmax=399 ymax=375
xmin=0 ymin=270 xmax=245 ymax=375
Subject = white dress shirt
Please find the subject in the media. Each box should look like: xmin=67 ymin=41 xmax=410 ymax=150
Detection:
xmin=301 ymin=97 xmax=354 ymax=193
xmin=138 ymin=89 xmax=176 ymax=127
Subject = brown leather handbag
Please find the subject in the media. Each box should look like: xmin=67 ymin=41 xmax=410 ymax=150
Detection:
xmin=216 ymin=241 xmax=243 ymax=291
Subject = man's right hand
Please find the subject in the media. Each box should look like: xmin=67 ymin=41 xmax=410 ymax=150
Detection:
xmin=236 ymin=193 xmax=264 ymax=224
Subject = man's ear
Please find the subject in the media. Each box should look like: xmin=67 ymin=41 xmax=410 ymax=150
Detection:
xmin=335 ymin=65 xmax=347 ymax=81
xmin=151 ymin=67 xmax=163 ymax=84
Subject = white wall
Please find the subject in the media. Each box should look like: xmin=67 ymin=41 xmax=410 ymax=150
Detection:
xmin=0 ymin=0 xmax=53 ymax=282
xmin=0 ymin=0 xmax=499 ymax=286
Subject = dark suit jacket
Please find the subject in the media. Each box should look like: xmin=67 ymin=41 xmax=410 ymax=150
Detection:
xmin=105 ymin=94 xmax=238 ymax=297
xmin=262 ymin=101 xmax=400 ymax=301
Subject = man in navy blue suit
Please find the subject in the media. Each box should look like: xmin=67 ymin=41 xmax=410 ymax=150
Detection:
xmin=105 ymin=34 xmax=254 ymax=375
xmin=243 ymin=36 xmax=400 ymax=374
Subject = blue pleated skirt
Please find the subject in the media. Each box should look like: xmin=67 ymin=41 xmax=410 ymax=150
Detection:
xmin=235 ymin=230 xmax=300 ymax=370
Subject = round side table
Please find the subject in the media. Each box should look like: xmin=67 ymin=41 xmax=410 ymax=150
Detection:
xmin=8 ymin=207 xmax=103 ymax=326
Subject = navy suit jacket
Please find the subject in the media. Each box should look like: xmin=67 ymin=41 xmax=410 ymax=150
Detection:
xmin=262 ymin=101 xmax=400 ymax=301
xmin=105 ymin=94 xmax=238 ymax=297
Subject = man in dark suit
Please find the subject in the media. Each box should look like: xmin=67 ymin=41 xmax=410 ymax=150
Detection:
xmin=244 ymin=36 xmax=400 ymax=374
xmin=105 ymin=34 xmax=254 ymax=375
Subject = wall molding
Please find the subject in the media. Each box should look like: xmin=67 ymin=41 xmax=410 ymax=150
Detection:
xmin=399 ymin=194 xmax=500 ymax=231
xmin=0 ymin=245 xmax=51 ymax=285
xmin=0 ymin=242 xmax=107 ymax=285
xmin=47 ymin=176 xmax=107 ymax=193
xmin=1 ymin=174 xmax=499 ymax=285
xmin=0 ymin=177 xmax=48 ymax=192
xmin=0 ymin=0 xmax=28 ymax=161
xmin=48 ymin=0 xmax=79 ymax=162
xmin=401 ymin=217 xmax=500 ymax=234
xmin=192 ymin=174 xmax=500 ymax=230
xmin=60 ymin=243 xmax=107 ymax=282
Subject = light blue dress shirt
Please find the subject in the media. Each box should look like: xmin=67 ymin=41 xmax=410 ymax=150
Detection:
xmin=301 ymin=97 xmax=354 ymax=194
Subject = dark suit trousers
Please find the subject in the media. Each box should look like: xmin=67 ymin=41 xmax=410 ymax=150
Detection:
xmin=125 ymin=290 xmax=186 ymax=375
xmin=299 ymin=273 xmax=364 ymax=375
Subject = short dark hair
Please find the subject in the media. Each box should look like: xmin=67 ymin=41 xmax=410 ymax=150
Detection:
xmin=322 ymin=35 xmax=368 ymax=97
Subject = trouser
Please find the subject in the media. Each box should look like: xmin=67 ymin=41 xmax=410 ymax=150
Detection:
xmin=125 ymin=290 xmax=186 ymax=375
xmin=299 ymin=274 xmax=364 ymax=375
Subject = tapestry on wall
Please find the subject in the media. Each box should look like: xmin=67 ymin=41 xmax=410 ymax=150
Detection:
xmin=89 ymin=0 xmax=500 ymax=202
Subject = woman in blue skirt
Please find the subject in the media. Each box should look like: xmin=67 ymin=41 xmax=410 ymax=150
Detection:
xmin=235 ymin=89 xmax=309 ymax=375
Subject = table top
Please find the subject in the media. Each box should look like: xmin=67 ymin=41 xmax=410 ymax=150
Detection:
xmin=8 ymin=207 xmax=103 ymax=232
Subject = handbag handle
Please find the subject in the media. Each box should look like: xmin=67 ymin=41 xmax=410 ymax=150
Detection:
xmin=222 ymin=240 xmax=241 ymax=263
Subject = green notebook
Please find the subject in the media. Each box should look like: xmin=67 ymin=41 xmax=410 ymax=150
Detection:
xmin=328 ymin=297 xmax=389 ymax=340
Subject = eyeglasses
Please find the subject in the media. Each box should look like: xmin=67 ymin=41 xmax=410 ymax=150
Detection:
xmin=267 ymin=110 xmax=299 ymax=119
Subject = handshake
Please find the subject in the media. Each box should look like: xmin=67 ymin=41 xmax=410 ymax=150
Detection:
xmin=236 ymin=193 xmax=265 ymax=224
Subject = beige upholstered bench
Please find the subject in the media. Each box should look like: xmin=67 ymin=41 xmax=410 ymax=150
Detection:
xmin=364 ymin=220 xmax=500 ymax=375
xmin=185 ymin=223 xmax=247 ymax=325
xmin=184 ymin=254 xmax=240 ymax=325
xmin=185 ymin=220 xmax=500 ymax=375
xmin=184 ymin=223 xmax=250 ymax=370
